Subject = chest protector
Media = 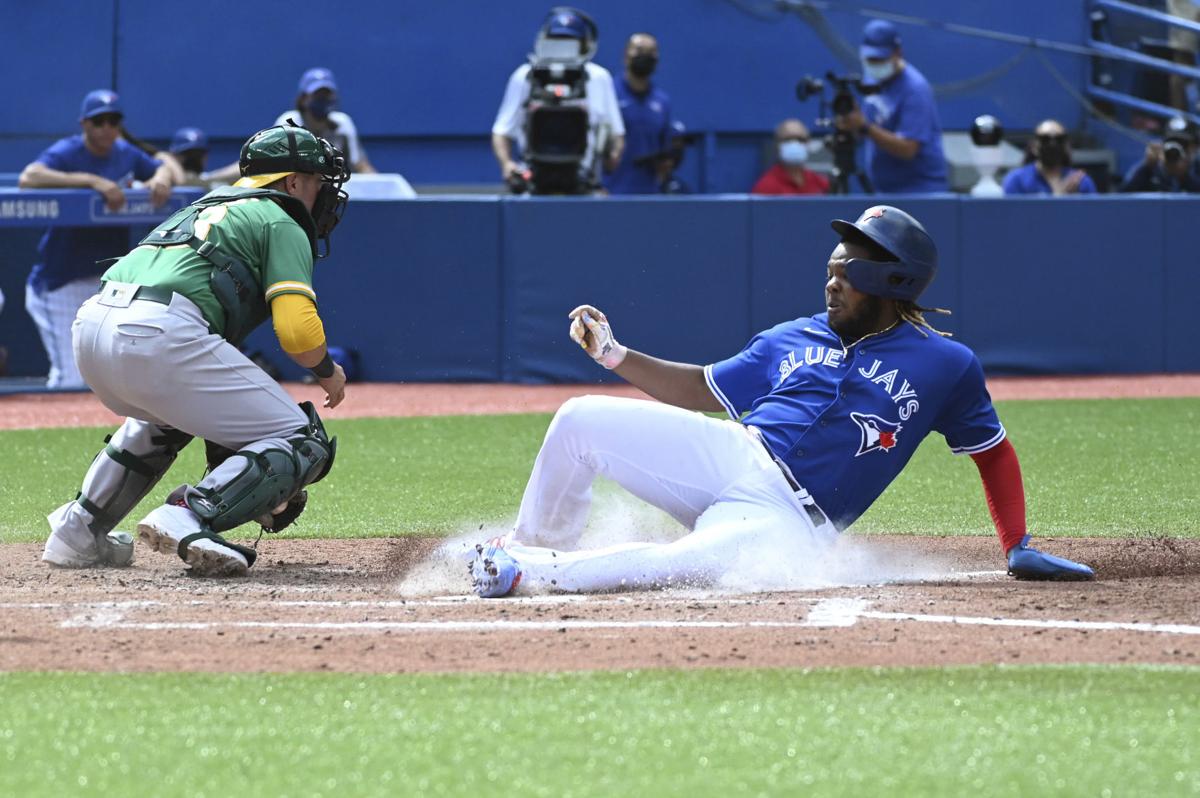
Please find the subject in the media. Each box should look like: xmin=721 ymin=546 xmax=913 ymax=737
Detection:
xmin=137 ymin=186 xmax=318 ymax=345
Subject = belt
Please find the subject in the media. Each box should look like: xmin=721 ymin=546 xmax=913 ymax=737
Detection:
xmin=745 ymin=425 xmax=831 ymax=529
xmin=98 ymin=281 xmax=175 ymax=305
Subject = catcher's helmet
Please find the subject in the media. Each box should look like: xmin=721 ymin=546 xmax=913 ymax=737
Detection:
xmin=237 ymin=125 xmax=346 ymax=186
xmin=236 ymin=125 xmax=351 ymax=258
xmin=830 ymin=205 xmax=937 ymax=302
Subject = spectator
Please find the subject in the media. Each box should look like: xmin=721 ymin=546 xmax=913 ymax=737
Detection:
xmin=492 ymin=7 xmax=625 ymax=189
xmin=1002 ymin=119 xmax=1096 ymax=196
xmin=751 ymin=119 xmax=830 ymax=195
xmin=834 ymin=19 xmax=948 ymax=193
xmin=165 ymin=126 xmax=211 ymax=187
xmin=207 ymin=69 xmax=376 ymax=184
xmin=275 ymin=68 xmax=375 ymax=174
xmin=1120 ymin=119 xmax=1200 ymax=193
xmin=603 ymin=32 xmax=672 ymax=194
xmin=17 ymin=89 xmax=174 ymax=389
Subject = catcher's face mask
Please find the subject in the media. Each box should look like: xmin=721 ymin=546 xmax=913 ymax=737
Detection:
xmin=310 ymin=144 xmax=349 ymax=259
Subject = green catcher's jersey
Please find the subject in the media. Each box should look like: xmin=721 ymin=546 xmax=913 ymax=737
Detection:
xmin=104 ymin=188 xmax=316 ymax=339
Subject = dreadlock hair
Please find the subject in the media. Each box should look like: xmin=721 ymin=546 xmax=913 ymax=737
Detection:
xmin=842 ymin=229 xmax=953 ymax=338
xmin=897 ymin=300 xmax=952 ymax=337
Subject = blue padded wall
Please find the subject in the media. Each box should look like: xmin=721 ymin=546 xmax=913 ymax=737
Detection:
xmin=502 ymin=197 xmax=752 ymax=383
xmin=957 ymin=197 xmax=1166 ymax=373
xmin=4 ymin=194 xmax=1196 ymax=382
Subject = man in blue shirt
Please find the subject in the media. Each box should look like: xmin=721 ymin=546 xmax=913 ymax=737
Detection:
xmin=468 ymin=205 xmax=1093 ymax=597
xmin=835 ymin=20 xmax=948 ymax=193
xmin=603 ymin=33 xmax=673 ymax=194
xmin=18 ymin=89 xmax=174 ymax=388
xmin=1003 ymin=119 xmax=1097 ymax=195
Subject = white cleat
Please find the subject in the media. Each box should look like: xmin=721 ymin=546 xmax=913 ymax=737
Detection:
xmin=136 ymin=504 xmax=249 ymax=577
xmin=42 ymin=529 xmax=134 ymax=568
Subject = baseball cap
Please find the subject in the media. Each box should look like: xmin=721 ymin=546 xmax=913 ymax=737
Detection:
xmin=80 ymin=89 xmax=122 ymax=121
xmin=169 ymin=126 xmax=208 ymax=153
xmin=861 ymin=19 xmax=901 ymax=60
xmin=299 ymin=67 xmax=338 ymax=94
xmin=546 ymin=10 xmax=588 ymax=39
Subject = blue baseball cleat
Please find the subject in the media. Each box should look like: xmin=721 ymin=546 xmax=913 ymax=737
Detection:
xmin=470 ymin=543 xmax=522 ymax=598
xmin=1007 ymin=535 xmax=1095 ymax=581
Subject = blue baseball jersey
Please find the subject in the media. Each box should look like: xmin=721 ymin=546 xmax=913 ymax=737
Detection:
xmin=603 ymin=78 xmax=672 ymax=195
xmin=705 ymin=313 xmax=1004 ymax=529
xmin=29 ymin=135 xmax=161 ymax=293
xmin=862 ymin=64 xmax=948 ymax=194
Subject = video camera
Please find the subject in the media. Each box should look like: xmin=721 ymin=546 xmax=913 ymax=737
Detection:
xmin=511 ymin=7 xmax=603 ymax=196
xmin=795 ymin=71 xmax=873 ymax=194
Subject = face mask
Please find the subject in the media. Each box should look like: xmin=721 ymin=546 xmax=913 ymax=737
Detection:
xmin=1038 ymin=143 xmax=1067 ymax=169
xmin=862 ymin=59 xmax=896 ymax=83
xmin=779 ymin=140 xmax=809 ymax=165
xmin=307 ymin=96 xmax=336 ymax=119
xmin=630 ymin=54 xmax=657 ymax=78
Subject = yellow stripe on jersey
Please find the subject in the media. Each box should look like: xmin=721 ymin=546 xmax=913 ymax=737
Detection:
xmin=265 ymin=280 xmax=317 ymax=302
xmin=270 ymin=293 xmax=326 ymax=354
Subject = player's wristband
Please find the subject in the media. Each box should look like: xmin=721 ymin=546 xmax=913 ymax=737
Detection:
xmin=309 ymin=352 xmax=336 ymax=379
xmin=598 ymin=343 xmax=627 ymax=370
xmin=858 ymin=122 xmax=871 ymax=137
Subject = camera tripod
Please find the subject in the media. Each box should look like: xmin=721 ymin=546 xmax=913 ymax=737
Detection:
xmin=828 ymin=129 xmax=873 ymax=195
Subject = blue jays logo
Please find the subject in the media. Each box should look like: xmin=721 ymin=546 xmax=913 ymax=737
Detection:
xmin=851 ymin=412 xmax=902 ymax=456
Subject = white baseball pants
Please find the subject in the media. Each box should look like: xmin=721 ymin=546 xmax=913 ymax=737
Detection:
xmin=507 ymin=396 xmax=837 ymax=592
xmin=26 ymin=276 xmax=100 ymax=389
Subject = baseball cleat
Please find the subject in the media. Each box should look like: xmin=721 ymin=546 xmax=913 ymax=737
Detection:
xmin=137 ymin=504 xmax=249 ymax=577
xmin=42 ymin=529 xmax=134 ymax=568
xmin=470 ymin=543 xmax=522 ymax=598
xmin=1007 ymin=536 xmax=1095 ymax=581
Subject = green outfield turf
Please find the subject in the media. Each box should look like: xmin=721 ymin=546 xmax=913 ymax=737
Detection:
xmin=0 ymin=666 xmax=1196 ymax=797
xmin=1 ymin=398 xmax=1198 ymax=543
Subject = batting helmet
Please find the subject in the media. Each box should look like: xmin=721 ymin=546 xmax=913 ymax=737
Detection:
xmin=830 ymin=205 xmax=937 ymax=302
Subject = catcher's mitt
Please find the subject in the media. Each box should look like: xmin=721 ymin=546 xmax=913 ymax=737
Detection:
xmin=258 ymin=489 xmax=308 ymax=533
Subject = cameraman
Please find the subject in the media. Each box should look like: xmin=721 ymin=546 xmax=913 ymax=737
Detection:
xmin=1121 ymin=120 xmax=1200 ymax=193
xmin=491 ymin=7 xmax=624 ymax=188
xmin=833 ymin=20 xmax=947 ymax=193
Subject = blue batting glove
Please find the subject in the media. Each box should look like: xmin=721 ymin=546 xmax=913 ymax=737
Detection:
xmin=1007 ymin=535 xmax=1095 ymax=581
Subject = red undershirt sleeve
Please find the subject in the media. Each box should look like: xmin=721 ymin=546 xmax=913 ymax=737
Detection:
xmin=969 ymin=438 xmax=1027 ymax=553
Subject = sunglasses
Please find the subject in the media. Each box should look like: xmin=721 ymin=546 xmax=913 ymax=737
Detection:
xmin=87 ymin=114 xmax=123 ymax=128
xmin=1036 ymin=133 xmax=1067 ymax=144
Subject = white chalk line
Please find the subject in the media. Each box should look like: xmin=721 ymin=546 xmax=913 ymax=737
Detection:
xmin=16 ymin=596 xmax=1200 ymax=637
xmin=862 ymin=611 xmax=1200 ymax=636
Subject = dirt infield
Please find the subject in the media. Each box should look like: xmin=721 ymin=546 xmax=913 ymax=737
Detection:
xmin=3 ymin=376 xmax=1199 ymax=674
xmin=1 ymin=536 xmax=1198 ymax=673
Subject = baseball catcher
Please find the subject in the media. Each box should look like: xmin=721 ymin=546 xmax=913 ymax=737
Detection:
xmin=470 ymin=205 xmax=1094 ymax=596
xmin=42 ymin=124 xmax=350 ymax=576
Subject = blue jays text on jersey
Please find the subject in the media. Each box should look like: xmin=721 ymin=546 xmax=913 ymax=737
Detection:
xmin=704 ymin=312 xmax=1004 ymax=529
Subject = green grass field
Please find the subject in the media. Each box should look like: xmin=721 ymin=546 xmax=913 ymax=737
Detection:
xmin=1 ymin=666 xmax=1197 ymax=797
xmin=2 ymin=398 xmax=1198 ymax=542
xmin=3 ymin=397 xmax=1198 ymax=796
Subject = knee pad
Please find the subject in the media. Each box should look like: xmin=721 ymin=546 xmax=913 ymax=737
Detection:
xmin=183 ymin=402 xmax=336 ymax=534
xmin=292 ymin=400 xmax=336 ymax=484
xmin=76 ymin=421 xmax=193 ymax=535
xmin=183 ymin=447 xmax=305 ymax=533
